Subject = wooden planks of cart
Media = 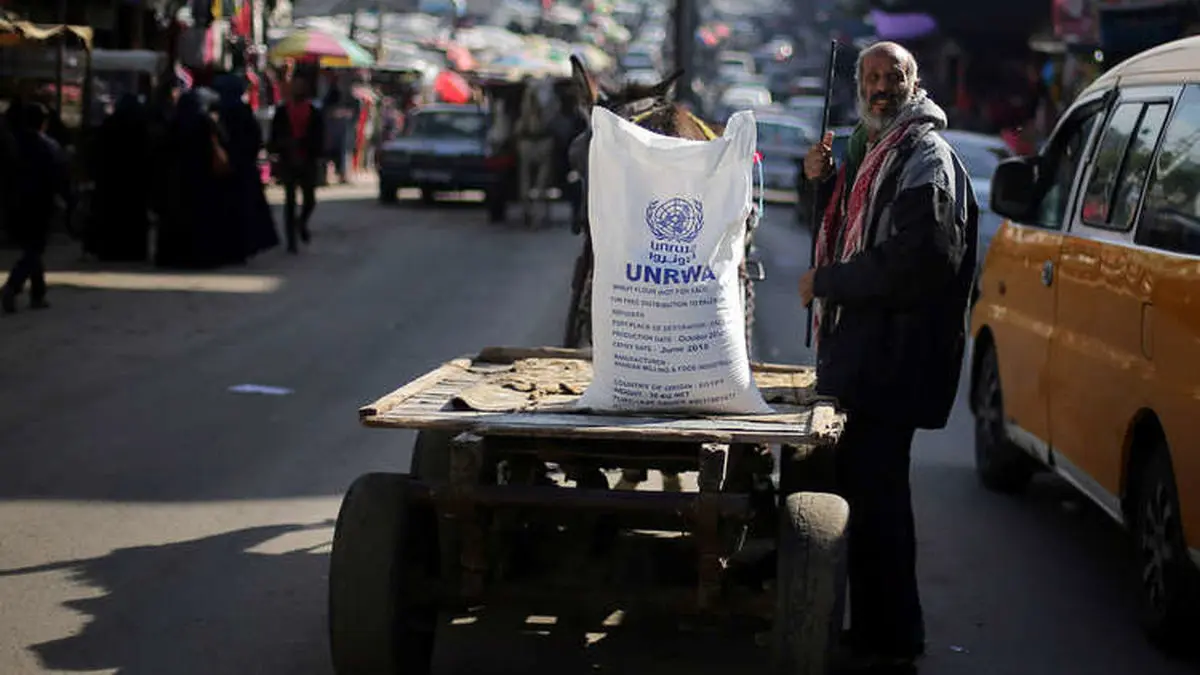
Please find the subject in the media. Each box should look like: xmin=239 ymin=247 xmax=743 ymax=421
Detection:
xmin=331 ymin=346 xmax=848 ymax=675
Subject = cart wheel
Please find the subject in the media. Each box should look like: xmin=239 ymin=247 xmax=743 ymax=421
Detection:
xmin=411 ymin=431 xmax=454 ymax=482
xmin=773 ymin=492 xmax=849 ymax=675
xmin=329 ymin=473 xmax=439 ymax=675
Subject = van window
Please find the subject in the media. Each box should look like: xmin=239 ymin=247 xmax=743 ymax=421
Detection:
xmin=1079 ymin=103 xmax=1143 ymax=228
xmin=1138 ymin=86 xmax=1200 ymax=255
xmin=1109 ymin=103 xmax=1170 ymax=230
xmin=1038 ymin=110 xmax=1100 ymax=229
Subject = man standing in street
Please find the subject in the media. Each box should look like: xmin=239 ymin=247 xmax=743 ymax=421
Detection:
xmin=798 ymin=41 xmax=978 ymax=673
xmin=270 ymin=75 xmax=325 ymax=254
xmin=2 ymin=102 xmax=70 ymax=314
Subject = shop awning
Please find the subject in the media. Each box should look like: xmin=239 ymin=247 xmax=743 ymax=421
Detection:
xmin=0 ymin=20 xmax=93 ymax=51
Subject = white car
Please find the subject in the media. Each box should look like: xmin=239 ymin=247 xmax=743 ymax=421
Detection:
xmin=720 ymin=84 xmax=772 ymax=110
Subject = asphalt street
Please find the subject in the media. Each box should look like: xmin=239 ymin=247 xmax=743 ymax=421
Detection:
xmin=0 ymin=184 xmax=1195 ymax=675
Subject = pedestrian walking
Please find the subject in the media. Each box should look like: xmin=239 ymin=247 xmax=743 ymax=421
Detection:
xmin=2 ymin=102 xmax=70 ymax=314
xmin=269 ymin=75 xmax=325 ymax=254
xmin=797 ymin=41 xmax=978 ymax=673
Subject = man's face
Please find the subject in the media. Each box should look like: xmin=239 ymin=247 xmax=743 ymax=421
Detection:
xmin=858 ymin=50 xmax=912 ymax=130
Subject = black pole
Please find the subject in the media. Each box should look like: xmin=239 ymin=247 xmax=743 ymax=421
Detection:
xmin=672 ymin=0 xmax=695 ymax=106
xmin=805 ymin=39 xmax=838 ymax=349
xmin=55 ymin=0 xmax=68 ymax=116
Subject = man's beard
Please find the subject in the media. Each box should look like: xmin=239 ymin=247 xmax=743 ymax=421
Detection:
xmin=857 ymin=89 xmax=913 ymax=132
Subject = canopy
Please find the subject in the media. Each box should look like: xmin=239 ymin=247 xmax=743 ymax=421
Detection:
xmin=867 ymin=10 xmax=938 ymax=41
xmin=268 ymin=29 xmax=374 ymax=68
xmin=433 ymin=70 xmax=471 ymax=103
xmin=0 ymin=20 xmax=93 ymax=50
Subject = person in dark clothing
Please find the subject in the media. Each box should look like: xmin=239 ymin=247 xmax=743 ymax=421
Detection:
xmin=798 ymin=42 xmax=977 ymax=674
xmin=214 ymin=75 xmax=279 ymax=260
xmin=269 ymin=76 xmax=325 ymax=254
xmin=86 ymin=94 xmax=151 ymax=262
xmin=156 ymin=88 xmax=234 ymax=269
xmin=2 ymin=103 xmax=70 ymax=314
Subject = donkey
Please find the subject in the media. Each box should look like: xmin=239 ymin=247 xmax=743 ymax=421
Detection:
xmin=513 ymin=75 xmax=560 ymax=229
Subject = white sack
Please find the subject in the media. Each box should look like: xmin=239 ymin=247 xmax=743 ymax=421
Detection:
xmin=576 ymin=107 xmax=771 ymax=414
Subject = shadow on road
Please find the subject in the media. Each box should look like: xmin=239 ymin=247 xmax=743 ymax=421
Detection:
xmin=0 ymin=521 xmax=335 ymax=675
xmin=435 ymin=607 xmax=767 ymax=674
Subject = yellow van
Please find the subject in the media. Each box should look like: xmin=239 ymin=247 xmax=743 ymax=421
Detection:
xmin=970 ymin=36 xmax=1200 ymax=649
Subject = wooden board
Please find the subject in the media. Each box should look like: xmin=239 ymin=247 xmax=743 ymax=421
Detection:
xmin=359 ymin=346 xmax=844 ymax=445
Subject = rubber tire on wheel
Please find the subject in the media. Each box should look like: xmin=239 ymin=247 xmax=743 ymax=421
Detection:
xmin=379 ymin=182 xmax=398 ymax=204
xmin=411 ymin=430 xmax=454 ymax=482
xmin=1131 ymin=444 xmax=1200 ymax=652
xmin=972 ymin=345 xmax=1036 ymax=493
xmin=773 ymin=492 xmax=849 ymax=675
xmin=329 ymin=473 xmax=439 ymax=675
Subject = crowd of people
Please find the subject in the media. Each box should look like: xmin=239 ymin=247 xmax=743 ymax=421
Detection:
xmin=0 ymin=57 xmax=420 ymax=315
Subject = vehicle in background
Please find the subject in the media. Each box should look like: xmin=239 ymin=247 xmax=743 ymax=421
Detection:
xmin=620 ymin=45 xmax=660 ymax=72
xmin=376 ymin=103 xmax=509 ymax=214
xmin=717 ymin=50 xmax=756 ymax=79
xmin=939 ymin=130 xmax=1012 ymax=268
xmin=785 ymin=94 xmax=824 ymax=129
xmin=755 ymin=112 xmax=816 ymax=201
xmin=623 ymin=68 xmax=661 ymax=86
xmin=790 ymin=75 xmax=824 ymax=98
xmin=719 ymin=83 xmax=772 ymax=111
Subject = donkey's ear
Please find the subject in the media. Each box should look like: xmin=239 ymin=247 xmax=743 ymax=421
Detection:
xmin=570 ymin=55 xmax=598 ymax=108
xmin=651 ymin=69 xmax=684 ymax=98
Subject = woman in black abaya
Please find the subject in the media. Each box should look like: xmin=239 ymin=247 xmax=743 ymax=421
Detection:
xmin=86 ymin=94 xmax=151 ymax=261
xmin=214 ymin=75 xmax=279 ymax=260
xmin=156 ymin=88 xmax=231 ymax=269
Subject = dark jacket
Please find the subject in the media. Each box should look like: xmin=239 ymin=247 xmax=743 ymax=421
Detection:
xmin=811 ymin=94 xmax=978 ymax=430
xmin=269 ymin=99 xmax=325 ymax=166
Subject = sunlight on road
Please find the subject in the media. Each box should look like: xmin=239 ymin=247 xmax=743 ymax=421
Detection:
xmin=45 ymin=271 xmax=286 ymax=294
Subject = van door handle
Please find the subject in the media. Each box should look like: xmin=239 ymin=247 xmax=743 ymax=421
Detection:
xmin=1041 ymin=260 xmax=1054 ymax=287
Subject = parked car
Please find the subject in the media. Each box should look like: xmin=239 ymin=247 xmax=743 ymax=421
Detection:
xmin=376 ymin=103 xmax=510 ymax=215
xmin=970 ymin=35 xmax=1200 ymax=651
xmin=754 ymin=112 xmax=816 ymax=199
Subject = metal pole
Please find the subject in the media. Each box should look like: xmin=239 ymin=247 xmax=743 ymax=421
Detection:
xmin=805 ymin=39 xmax=838 ymax=349
xmin=672 ymin=0 xmax=694 ymax=105
xmin=55 ymin=0 xmax=67 ymax=115
xmin=375 ymin=0 xmax=384 ymax=61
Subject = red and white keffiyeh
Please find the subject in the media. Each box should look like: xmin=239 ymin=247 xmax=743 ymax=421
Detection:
xmin=811 ymin=119 xmax=917 ymax=349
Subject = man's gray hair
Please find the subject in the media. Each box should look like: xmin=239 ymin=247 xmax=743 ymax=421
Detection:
xmin=854 ymin=41 xmax=920 ymax=90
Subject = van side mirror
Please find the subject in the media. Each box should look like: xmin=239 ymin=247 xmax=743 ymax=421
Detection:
xmin=990 ymin=156 xmax=1040 ymax=223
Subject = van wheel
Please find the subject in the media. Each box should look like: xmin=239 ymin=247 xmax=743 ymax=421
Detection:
xmin=1131 ymin=443 xmax=1200 ymax=651
xmin=972 ymin=346 xmax=1036 ymax=493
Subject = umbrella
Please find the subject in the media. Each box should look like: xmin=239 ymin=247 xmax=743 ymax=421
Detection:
xmin=269 ymin=29 xmax=374 ymax=68
xmin=434 ymin=70 xmax=472 ymax=104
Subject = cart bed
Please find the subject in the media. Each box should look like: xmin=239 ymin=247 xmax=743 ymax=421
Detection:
xmin=359 ymin=346 xmax=843 ymax=445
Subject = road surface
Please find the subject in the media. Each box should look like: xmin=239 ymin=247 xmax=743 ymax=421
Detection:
xmin=0 ymin=184 xmax=1194 ymax=674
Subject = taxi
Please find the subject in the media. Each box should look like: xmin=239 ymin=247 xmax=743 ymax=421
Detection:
xmin=969 ymin=36 xmax=1200 ymax=649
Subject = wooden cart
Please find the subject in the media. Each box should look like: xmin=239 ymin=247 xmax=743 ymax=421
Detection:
xmin=332 ymin=346 xmax=848 ymax=675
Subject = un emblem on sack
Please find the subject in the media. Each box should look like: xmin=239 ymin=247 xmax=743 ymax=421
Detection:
xmin=646 ymin=197 xmax=704 ymax=244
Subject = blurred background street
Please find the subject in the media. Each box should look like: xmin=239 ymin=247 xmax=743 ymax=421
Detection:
xmin=2 ymin=0 xmax=1200 ymax=672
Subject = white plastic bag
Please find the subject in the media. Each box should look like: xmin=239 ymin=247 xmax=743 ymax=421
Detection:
xmin=576 ymin=107 xmax=770 ymax=414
